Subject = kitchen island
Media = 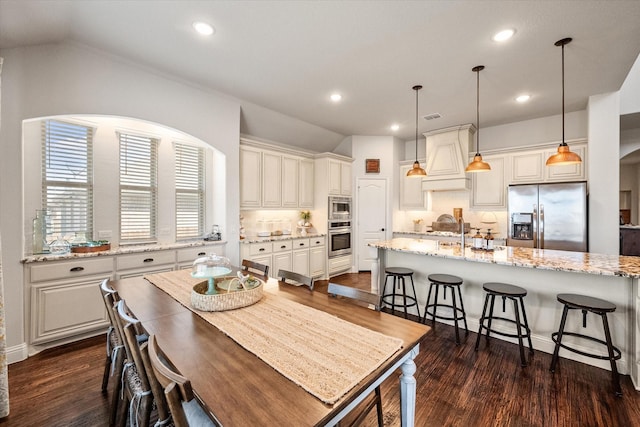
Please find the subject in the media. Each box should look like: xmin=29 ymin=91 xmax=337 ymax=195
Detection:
xmin=368 ymin=237 xmax=640 ymax=389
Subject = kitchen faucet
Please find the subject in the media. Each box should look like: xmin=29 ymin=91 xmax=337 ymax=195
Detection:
xmin=459 ymin=217 xmax=465 ymax=249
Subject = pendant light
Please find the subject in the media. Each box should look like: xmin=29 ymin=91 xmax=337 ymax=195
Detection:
xmin=546 ymin=37 xmax=582 ymax=167
xmin=466 ymin=65 xmax=491 ymax=172
xmin=406 ymin=85 xmax=427 ymax=177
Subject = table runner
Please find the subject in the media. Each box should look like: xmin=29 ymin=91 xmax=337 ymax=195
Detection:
xmin=144 ymin=270 xmax=403 ymax=404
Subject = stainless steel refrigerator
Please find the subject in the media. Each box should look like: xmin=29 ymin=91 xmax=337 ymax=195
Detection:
xmin=507 ymin=182 xmax=588 ymax=252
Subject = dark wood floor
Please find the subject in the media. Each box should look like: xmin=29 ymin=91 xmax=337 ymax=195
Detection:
xmin=2 ymin=273 xmax=640 ymax=426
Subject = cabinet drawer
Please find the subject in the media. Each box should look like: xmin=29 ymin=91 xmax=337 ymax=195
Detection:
xmin=249 ymin=242 xmax=272 ymax=256
xmin=30 ymin=257 xmax=114 ymax=283
xmin=272 ymin=240 xmax=293 ymax=253
xmin=292 ymin=238 xmax=310 ymax=250
xmin=116 ymin=251 xmax=176 ymax=271
xmin=177 ymin=247 xmax=211 ymax=263
xmin=309 ymin=236 xmax=325 ymax=247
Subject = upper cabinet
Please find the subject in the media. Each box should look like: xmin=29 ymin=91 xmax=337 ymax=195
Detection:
xmin=422 ymin=124 xmax=475 ymax=191
xmin=510 ymin=140 xmax=587 ymax=184
xmin=470 ymin=153 xmax=507 ymax=209
xmin=316 ymin=156 xmax=352 ymax=197
xmin=400 ymin=160 xmax=429 ymax=210
xmin=240 ymin=139 xmax=315 ymax=209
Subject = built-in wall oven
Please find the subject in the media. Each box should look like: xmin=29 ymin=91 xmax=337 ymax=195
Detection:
xmin=328 ymin=220 xmax=352 ymax=258
xmin=328 ymin=196 xmax=352 ymax=221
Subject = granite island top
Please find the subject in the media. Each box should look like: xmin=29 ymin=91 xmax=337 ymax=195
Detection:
xmin=369 ymin=237 xmax=640 ymax=278
xmin=240 ymin=233 xmax=326 ymax=244
xmin=22 ymin=240 xmax=227 ymax=263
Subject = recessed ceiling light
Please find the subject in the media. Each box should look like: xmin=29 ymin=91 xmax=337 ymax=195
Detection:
xmin=390 ymin=124 xmax=400 ymax=131
xmin=516 ymin=94 xmax=531 ymax=103
xmin=193 ymin=21 xmax=215 ymax=36
xmin=330 ymin=93 xmax=342 ymax=102
xmin=492 ymin=29 xmax=515 ymax=42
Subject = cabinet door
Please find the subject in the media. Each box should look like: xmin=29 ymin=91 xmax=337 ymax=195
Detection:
xmin=299 ymin=159 xmax=314 ymax=208
xmin=399 ymin=163 xmax=428 ymax=210
xmin=544 ymin=145 xmax=586 ymax=182
xmin=240 ymin=146 xmax=262 ymax=208
xmin=510 ymin=151 xmax=545 ymax=184
xmin=340 ymin=162 xmax=352 ymax=196
xmin=328 ymin=160 xmax=342 ymax=195
xmin=309 ymin=246 xmax=326 ymax=278
xmin=471 ymin=155 xmax=506 ymax=209
xmin=262 ymin=152 xmax=282 ymax=207
xmin=273 ymin=252 xmax=292 ymax=276
xmin=292 ymin=249 xmax=309 ymax=277
xmin=281 ymin=155 xmax=299 ymax=208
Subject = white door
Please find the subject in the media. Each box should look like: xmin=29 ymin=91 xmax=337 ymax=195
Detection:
xmin=357 ymin=179 xmax=387 ymax=271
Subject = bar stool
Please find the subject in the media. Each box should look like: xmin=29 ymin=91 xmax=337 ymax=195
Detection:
xmin=550 ymin=293 xmax=622 ymax=396
xmin=422 ymin=274 xmax=468 ymax=344
xmin=475 ymin=282 xmax=534 ymax=366
xmin=381 ymin=267 xmax=420 ymax=319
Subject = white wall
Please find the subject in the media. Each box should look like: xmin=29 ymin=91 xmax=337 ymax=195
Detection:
xmin=621 ymin=53 xmax=640 ymax=115
xmin=0 ymin=42 xmax=244 ymax=360
xmin=588 ymin=92 xmax=621 ymax=255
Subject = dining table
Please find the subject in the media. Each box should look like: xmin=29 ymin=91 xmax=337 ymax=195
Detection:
xmin=110 ymin=269 xmax=430 ymax=426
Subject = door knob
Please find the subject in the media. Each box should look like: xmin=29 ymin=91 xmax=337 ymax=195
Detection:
xmin=381 ymin=228 xmax=385 ymax=231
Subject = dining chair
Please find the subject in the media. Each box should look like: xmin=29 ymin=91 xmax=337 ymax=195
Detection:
xmin=327 ymin=282 xmax=383 ymax=427
xmin=277 ymin=269 xmax=314 ymax=291
xmin=99 ymin=279 xmax=126 ymax=426
xmin=115 ymin=299 xmax=155 ymax=427
xmin=241 ymin=259 xmax=269 ymax=277
xmin=147 ymin=335 xmax=219 ymax=427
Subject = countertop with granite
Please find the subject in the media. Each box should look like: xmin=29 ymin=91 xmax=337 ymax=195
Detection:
xmin=369 ymin=237 xmax=640 ymax=278
xmin=240 ymin=233 xmax=326 ymax=244
xmin=22 ymin=240 xmax=227 ymax=263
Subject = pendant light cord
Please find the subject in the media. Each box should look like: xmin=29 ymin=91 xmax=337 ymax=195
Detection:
xmin=476 ymin=68 xmax=480 ymax=155
xmin=415 ymin=87 xmax=419 ymax=161
xmin=561 ymin=41 xmax=565 ymax=145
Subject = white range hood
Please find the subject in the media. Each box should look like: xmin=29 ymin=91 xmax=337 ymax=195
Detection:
xmin=421 ymin=124 xmax=476 ymax=192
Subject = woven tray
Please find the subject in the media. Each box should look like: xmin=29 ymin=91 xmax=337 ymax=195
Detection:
xmin=191 ymin=276 xmax=264 ymax=312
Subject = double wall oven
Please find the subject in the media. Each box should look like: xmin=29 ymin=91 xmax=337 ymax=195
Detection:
xmin=328 ymin=196 xmax=352 ymax=258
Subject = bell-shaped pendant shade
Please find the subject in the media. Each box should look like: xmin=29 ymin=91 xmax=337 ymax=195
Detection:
xmin=466 ymin=65 xmax=491 ymax=173
xmin=466 ymin=154 xmax=491 ymax=172
xmin=547 ymin=38 xmax=582 ymax=167
xmin=407 ymin=85 xmax=427 ymax=177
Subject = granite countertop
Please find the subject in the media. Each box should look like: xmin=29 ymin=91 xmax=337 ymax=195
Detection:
xmin=369 ymin=237 xmax=640 ymax=278
xmin=240 ymin=233 xmax=326 ymax=244
xmin=22 ymin=240 xmax=227 ymax=263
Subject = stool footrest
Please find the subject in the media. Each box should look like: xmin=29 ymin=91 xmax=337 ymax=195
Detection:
xmin=423 ymin=304 xmax=466 ymax=322
xmin=478 ymin=316 xmax=531 ymax=340
xmin=551 ymin=332 xmax=622 ymax=361
xmin=382 ymin=294 xmax=418 ymax=309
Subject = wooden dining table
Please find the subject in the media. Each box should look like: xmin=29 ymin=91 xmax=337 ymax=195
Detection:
xmin=110 ymin=272 xmax=430 ymax=426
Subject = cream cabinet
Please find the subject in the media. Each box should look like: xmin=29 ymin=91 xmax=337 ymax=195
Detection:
xmin=240 ymin=236 xmax=326 ymax=279
xmin=544 ymin=144 xmax=586 ymax=182
xmin=309 ymin=236 xmax=326 ymax=278
xmin=299 ymin=159 xmax=314 ymax=208
xmin=510 ymin=150 xmax=545 ymax=184
xmin=240 ymin=146 xmax=262 ymax=208
xmin=26 ymin=256 xmax=114 ymax=347
xmin=327 ymin=159 xmax=352 ymax=196
xmin=292 ymin=238 xmax=310 ymax=277
xmin=399 ymin=161 xmax=428 ymax=210
xmin=115 ymin=250 xmax=176 ymax=279
xmin=510 ymin=142 xmax=587 ymax=185
xmin=262 ymin=152 xmax=283 ymax=208
xmin=281 ymin=155 xmax=299 ymax=208
xmin=272 ymin=240 xmax=293 ymax=276
xmin=470 ymin=154 xmax=507 ymax=209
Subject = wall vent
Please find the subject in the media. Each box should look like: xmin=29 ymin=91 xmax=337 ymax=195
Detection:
xmin=423 ymin=113 xmax=442 ymax=120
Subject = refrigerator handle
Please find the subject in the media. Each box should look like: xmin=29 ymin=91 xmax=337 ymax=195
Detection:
xmin=533 ymin=204 xmax=538 ymax=248
xmin=539 ymin=204 xmax=545 ymax=249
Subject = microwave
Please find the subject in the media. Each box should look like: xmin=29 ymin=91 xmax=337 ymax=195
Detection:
xmin=328 ymin=196 xmax=352 ymax=221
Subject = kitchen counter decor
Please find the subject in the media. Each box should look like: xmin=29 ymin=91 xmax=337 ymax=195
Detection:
xmin=191 ymin=273 xmax=264 ymax=312
xmin=70 ymin=241 xmax=111 ymax=253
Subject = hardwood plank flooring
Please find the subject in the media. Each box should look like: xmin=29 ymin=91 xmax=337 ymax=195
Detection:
xmin=1 ymin=272 xmax=639 ymax=426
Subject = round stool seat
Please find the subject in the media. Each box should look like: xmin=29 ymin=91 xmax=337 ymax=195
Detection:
xmin=557 ymin=293 xmax=616 ymax=313
xmin=428 ymin=273 xmax=463 ymax=285
xmin=385 ymin=267 xmax=414 ymax=276
xmin=483 ymin=282 xmax=527 ymax=297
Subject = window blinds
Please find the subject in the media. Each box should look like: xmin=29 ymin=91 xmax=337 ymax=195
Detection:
xmin=41 ymin=120 xmax=94 ymax=241
xmin=175 ymin=142 xmax=205 ymax=239
xmin=119 ymin=132 xmax=158 ymax=242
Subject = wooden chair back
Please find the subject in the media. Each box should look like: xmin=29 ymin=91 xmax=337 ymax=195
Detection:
xmin=241 ymin=259 xmax=269 ymax=277
xmin=277 ymin=269 xmax=314 ymax=291
xmin=99 ymin=279 xmax=121 ymax=335
xmin=147 ymin=335 xmax=213 ymax=427
xmin=328 ymin=282 xmax=381 ymax=311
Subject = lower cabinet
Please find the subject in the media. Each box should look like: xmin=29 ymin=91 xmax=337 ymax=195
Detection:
xmin=241 ymin=236 xmax=326 ymax=279
xmin=115 ymin=250 xmax=176 ymax=279
xmin=309 ymin=237 xmax=326 ymax=278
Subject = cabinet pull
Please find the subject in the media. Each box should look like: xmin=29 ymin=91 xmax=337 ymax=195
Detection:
xmin=69 ymin=266 xmax=85 ymax=272
xmin=143 ymin=258 xmax=154 ymax=263
xmin=259 ymin=248 xmax=265 ymax=252
xmin=315 ymin=241 xmax=320 ymax=244
xmin=281 ymin=245 xmax=287 ymax=249
xmin=198 ymin=252 xmax=206 ymax=256
xmin=299 ymin=243 xmax=304 ymax=246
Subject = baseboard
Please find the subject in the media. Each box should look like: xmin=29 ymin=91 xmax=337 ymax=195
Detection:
xmin=6 ymin=343 xmax=28 ymax=364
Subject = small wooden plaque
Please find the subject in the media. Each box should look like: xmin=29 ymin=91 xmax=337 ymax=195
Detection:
xmin=365 ymin=158 xmax=380 ymax=174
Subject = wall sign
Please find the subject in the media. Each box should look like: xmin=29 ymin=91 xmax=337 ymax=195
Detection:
xmin=365 ymin=158 xmax=380 ymax=174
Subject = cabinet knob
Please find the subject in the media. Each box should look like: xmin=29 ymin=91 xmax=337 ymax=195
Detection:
xmin=299 ymin=243 xmax=304 ymax=246
xmin=315 ymin=241 xmax=320 ymax=244
xmin=198 ymin=252 xmax=206 ymax=256
xmin=259 ymin=248 xmax=265 ymax=252
xmin=281 ymin=245 xmax=287 ymax=249
xmin=69 ymin=266 xmax=85 ymax=272
xmin=143 ymin=258 xmax=154 ymax=263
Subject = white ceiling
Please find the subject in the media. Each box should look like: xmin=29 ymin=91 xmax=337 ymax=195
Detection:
xmin=2 ymin=0 xmax=640 ymax=153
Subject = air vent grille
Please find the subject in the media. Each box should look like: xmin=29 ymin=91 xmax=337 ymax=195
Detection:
xmin=423 ymin=113 xmax=442 ymax=120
